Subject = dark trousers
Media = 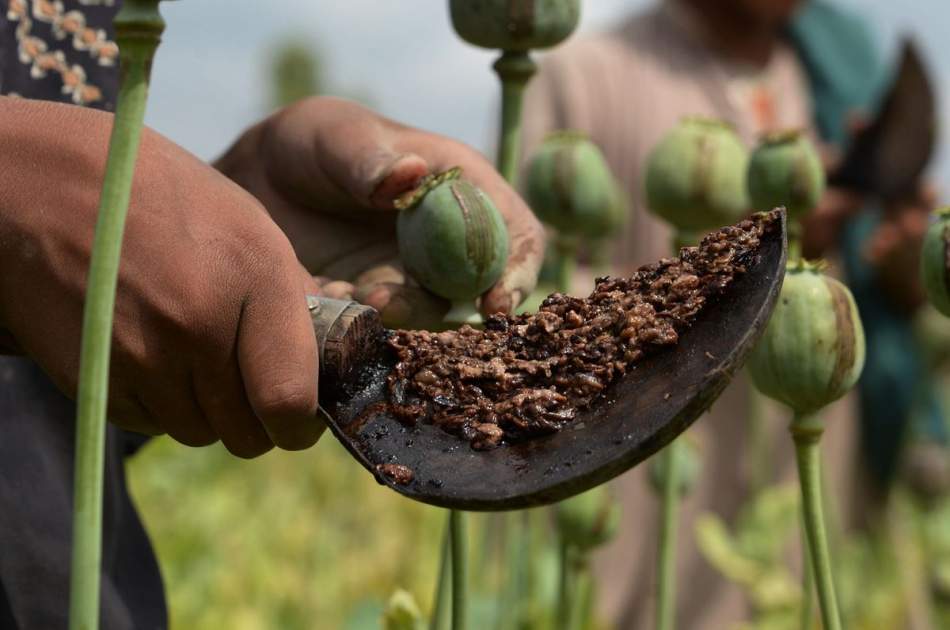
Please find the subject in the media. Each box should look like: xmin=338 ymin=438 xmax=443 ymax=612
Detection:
xmin=0 ymin=358 xmax=166 ymax=629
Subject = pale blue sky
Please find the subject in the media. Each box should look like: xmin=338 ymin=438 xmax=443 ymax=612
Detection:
xmin=145 ymin=1 xmax=950 ymax=187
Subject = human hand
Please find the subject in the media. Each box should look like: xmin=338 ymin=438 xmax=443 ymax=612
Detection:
xmin=0 ymin=97 xmax=323 ymax=457
xmin=800 ymin=187 xmax=865 ymax=259
xmin=214 ymin=96 xmax=545 ymax=330
xmin=863 ymin=183 xmax=937 ymax=312
xmin=800 ymin=113 xmax=870 ymax=258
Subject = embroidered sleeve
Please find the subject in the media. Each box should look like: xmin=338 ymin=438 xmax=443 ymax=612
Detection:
xmin=1 ymin=0 xmax=120 ymax=110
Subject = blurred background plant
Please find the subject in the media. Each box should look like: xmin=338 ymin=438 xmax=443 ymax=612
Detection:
xmin=695 ymin=481 xmax=950 ymax=630
xmin=270 ymin=39 xmax=324 ymax=109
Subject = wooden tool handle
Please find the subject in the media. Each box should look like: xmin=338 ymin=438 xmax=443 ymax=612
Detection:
xmin=307 ymin=296 xmax=384 ymax=390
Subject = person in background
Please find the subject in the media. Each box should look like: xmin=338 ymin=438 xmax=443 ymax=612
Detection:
xmin=789 ymin=1 xmax=950 ymax=510
xmin=521 ymin=0 xmax=941 ymax=627
xmin=0 ymin=2 xmax=543 ymax=628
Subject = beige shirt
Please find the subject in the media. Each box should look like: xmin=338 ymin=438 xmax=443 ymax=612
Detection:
xmin=521 ymin=4 xmax=858 ymax=629
xmin=523 ymin=2 xmax=813 ymax=274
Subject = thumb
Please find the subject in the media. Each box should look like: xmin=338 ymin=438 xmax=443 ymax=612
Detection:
xmin=263 ymin=98 xmax=431 ymax=211
xmin=363 ymin=152 xmax=430 ymax=210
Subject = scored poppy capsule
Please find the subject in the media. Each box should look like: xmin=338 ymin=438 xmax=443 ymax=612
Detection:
xmin=747 ymin=129 xmax=826 ymax=221
xmin=645 ymin=118 xmax=751 ymax=234
xmin=526 ymin=130 xmax=625 ymax=239
xmin=747 ymin=260 xmax=866 ymax=415
xmin=449 ymin=0 xmax=581 ymax=52
xmin=920 ymin=207 xmax=950 ymax=317
xmin=395 ymin=168 xmax=510 ymax=324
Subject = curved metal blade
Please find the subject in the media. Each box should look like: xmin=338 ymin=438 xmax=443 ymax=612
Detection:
xmin=320 ymin=213 xmax=787 ymax=511
xmin=829 ymin=39 xmax=937 ymax=200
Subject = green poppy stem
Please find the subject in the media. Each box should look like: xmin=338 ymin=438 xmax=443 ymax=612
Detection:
xmin=746 ymin=382 xmax=770 ymax=494
xmin=790 ymin=412 xmax=842 ymax=630
xmin=68 ymin=3 xmax=164 ymax=630
xmin=568 ymin=557 xmax=593 ymax=630
xmin=430 ymin=518 xmax=452 ymax=630
xmin=497 ymin=510 xmax=532 ymax=630
xmin=800 ymin=510 xmax=815 ymax=630
xmin=787 ymin=220 xmax=803 ymax=263
xmin=557 ymin=541 xmax=572 ymax=630
xmin=493 ymin=50 xmax=537 ymax=186
xmin=655 ymin=439 xmax=681 ymax=630
xmin=450 ymin=509 xmax=468 ymax=630
xmin=558 ymin=543 xmax=595 ymax=630
xmin=554 ymin=236 xmax=577 ymax=294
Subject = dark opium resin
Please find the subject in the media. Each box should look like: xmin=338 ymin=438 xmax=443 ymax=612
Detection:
xmin=386 ymin=211 xmax=780 ymax=450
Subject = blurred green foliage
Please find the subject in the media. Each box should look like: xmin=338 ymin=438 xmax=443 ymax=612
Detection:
xmin=695 ymin=484 xmax=803 ymax=624
xmin=127 ymin=438 xmax=613 ymax=629
xmin=127 ymin=436 xmax=446 ymax=629
xmin=382 ymin=589 xmax=424 ymax=630
xmin=696 ymin=482 xmax=950 ymax=630
xmin=271 ymin=40 xmax=324 ymax=109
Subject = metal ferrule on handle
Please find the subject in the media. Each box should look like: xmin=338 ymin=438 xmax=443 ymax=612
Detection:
xmin=307 ymin=296 xmax=384 ymax=392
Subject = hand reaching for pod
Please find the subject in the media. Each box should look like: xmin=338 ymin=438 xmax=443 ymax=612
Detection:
xmin=214 ymin=96 xmax=545 ymax=330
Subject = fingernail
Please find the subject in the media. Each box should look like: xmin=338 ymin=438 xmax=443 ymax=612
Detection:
xmin=369 ymin=154 xmax=429 ymax=208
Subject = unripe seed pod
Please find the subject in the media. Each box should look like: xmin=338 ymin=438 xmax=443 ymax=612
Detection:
xmin=648 ymin=438 xmax=700 ymax=498
xmin=920 ymin=207 xmax=950 ymax=317
xmin=396 ymin=168 xmax=510 ymax=323
xmin=645 ymin=118 xmax=751 ymax=233
xmin=383 ymin=589 xmax=423 ymax=630
xmin=747 ymin=130 xmax=825 ymax=221
xmin=450 ymin=0 xmax=581 ymax=52
xmin=748 ymin=261 xmax=866 ymax=414
xmin=555 ymin=484 xmax=621 ymax=552
xmin=526 ymin=131 xmax=624 ymax=239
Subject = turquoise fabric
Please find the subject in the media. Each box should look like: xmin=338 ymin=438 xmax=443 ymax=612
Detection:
xmin=788 ymin=1 xmax=947 ymax=487
xmin=788 ymin=1 xmax=886 ymax=144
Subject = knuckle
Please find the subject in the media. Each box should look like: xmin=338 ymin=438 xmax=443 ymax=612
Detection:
xmin=235 ymin=227 xmax=296 ymax=285
xmin=252 ymin=374 xmax=317 ymax=422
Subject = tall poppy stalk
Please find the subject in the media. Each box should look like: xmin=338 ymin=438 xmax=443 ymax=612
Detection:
xmin=69 ymin=2 xmax=166 ymax=629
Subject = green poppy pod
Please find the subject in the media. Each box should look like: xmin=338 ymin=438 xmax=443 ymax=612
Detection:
xmin=526 ymin=131 xmax=623 ymax=239
xmin=644 ymin=118 xmax=751 ymax=233
xmin=920 ymin=207 xmax=950 ymax=317
xmin=555 ymin=485 xmax=621 ymax=553
xmin=747 ymin=130 xmax=825 ymax=221
xmin=396 ymin=168 xmax=510 ymax=323
xmin=449 ymin=0 xmax=581 ymax=52
xmin=648 ymin=439 xmax=700 ymax=498
xmin=748 ymin=261 xmax=866 ymax=414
